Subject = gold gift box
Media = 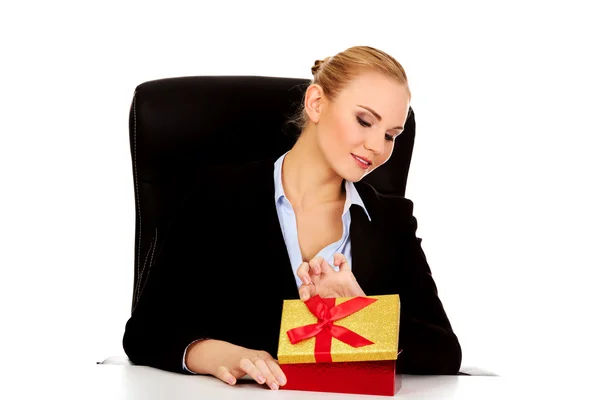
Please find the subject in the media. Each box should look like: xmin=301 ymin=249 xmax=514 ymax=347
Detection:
xmin=277 ymin=294 xmax=400 ymax=364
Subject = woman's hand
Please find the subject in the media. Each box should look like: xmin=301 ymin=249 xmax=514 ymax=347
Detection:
xmin=186 ymin=340 xmax=286 ymax=390
xmin=297 ymin=253 xmax=365 ymax=301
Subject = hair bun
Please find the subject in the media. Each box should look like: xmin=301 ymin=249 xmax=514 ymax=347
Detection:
xmin=311 ymin=57 xmax=331 ymax=76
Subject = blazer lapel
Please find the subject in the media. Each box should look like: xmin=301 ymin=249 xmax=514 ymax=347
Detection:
xmin=251 ymin=159 xmax=300 ymax=300
xmin=268 ymin=201 xmax=301 ymax=300
xmin=350 ymin=204 xmax=376 ymax=293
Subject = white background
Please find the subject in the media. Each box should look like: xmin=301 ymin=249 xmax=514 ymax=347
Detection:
xmin=1 ymin=0 xmax=599 ymax=382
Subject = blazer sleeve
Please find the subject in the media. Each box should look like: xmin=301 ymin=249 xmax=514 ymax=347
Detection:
xmin=387 ymin=198 xmax=462 ymax=375
xmin=122 ymin=188 xmax=217 ymax=374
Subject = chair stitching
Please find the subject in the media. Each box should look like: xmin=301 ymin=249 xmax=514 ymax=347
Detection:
xmin=148 ymin=228 xmax=158 ymax=275
xmin=136 ymin=227 xmax=156 ymax=302
xmin=132 ymin=94 xmax=143 ymax=309
xmin=137 ymin=228 xmax=158 ymax=303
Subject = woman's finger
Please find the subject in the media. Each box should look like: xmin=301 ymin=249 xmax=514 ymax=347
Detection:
xmin=265 ymin=358 xmax=287 ymax=387
xmin=333 ymin=253 xmax=350 ymax=271
xmin=309 ymin=256 xmax=328 ymax=275
xmin=239 ymin=358 xmax=266 ymax=385
xmin=216 ymin=365 xmax=237 ymax=385
xmin=298 ymin=282 xmax=316 ymax=301
xmin=254 ymin=358 xmax=280 ymax=390
xmin=296 ymin=262 xmax=312 ymax=285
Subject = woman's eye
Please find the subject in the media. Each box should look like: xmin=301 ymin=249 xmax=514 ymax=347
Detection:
xmin=357 ymin=116 xmax=371 ymax=127
xmin=385 ymin=133 xmax=394 ymax=142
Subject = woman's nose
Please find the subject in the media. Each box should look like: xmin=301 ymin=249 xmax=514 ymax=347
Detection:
xmin=363 ymin=132 xmax=384 ymax=155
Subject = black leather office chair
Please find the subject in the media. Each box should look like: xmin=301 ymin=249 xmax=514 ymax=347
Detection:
xmin=128 ymin=75 xmax=416 ymax=312
xmin=101 ymin=76 xmax=495 ymax=376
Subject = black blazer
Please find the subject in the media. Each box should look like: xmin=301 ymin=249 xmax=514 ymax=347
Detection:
xmin=123 ymin=157 xmax=462 ymax=375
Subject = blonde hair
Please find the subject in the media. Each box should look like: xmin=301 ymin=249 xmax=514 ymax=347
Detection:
xmin=289 ymin=45 xmax=411 ymax=131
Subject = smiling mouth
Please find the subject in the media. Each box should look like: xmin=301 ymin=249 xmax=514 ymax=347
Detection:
xmin=351 ymin=153 xmax=372 ymax=169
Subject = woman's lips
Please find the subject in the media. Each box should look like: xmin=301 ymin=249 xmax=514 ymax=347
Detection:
xmin=351 ymin=153 xmax=372 ymax=170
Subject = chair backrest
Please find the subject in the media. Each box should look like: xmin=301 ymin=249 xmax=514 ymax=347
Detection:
xmin=128 ymin=76 xmax=416 ymax=310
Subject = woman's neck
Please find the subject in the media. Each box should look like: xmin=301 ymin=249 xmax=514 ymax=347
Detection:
xmin=282 ymin=130 xmax=345 ymax=210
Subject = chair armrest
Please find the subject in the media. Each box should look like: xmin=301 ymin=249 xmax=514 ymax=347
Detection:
xmin=97 ymin=355 xmax=132 ymax=365
xmin=459 ymin=365 xmax=498 ymax=376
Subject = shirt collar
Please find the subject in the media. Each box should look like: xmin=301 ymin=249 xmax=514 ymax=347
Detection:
xmin=274 ymin=152 xmax=371 ymax=221
xmin=343 ymin=179 xmax=371 ymax=221
xmin=274 ymin=153 xmax=287 ymax=203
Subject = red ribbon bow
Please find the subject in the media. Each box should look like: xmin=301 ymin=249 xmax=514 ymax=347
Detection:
xmin=286 ymin=295 xmax=378 ymax=363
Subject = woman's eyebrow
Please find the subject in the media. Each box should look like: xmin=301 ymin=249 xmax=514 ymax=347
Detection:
xmin=357 ymin=105 xmax=404 ymax=130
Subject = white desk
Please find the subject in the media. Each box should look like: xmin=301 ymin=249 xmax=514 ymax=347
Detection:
xmin=4 ymin=364 xmax=593 ymax=399
xmin=21 ymin=364 xmax=506 ymax=399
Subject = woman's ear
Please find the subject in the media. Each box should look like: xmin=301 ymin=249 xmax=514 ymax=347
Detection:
xmin=304 ymin=84 xmax=324 ymax=124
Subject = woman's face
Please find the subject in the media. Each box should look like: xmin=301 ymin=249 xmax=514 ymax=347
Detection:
xmin=313 ymin=70 xmax=411 ymax=182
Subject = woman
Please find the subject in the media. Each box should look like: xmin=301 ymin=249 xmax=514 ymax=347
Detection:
xmin=123 ymin=46 xmax=462 ymax=390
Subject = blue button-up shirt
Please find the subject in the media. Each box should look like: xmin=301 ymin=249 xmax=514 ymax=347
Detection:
xmin=274 ymin=153 xmax=371 ymax=289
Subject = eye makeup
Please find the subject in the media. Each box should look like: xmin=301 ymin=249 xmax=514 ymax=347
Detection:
xmin=356 ymin=115 xmax=371 ymax=127
xmin=357 ymin=115 xmax=396 ymax=141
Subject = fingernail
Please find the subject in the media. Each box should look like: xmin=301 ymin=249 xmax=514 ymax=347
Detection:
xmin=257 ymin=375 xmax=266 ymax=384
xmin=303 ymin=277 xmax=311 ymax=285
xmin=270 ymin=382 xmax=279 ymax=390
xmin=278 ymin=376 xmax=286 ymax=385
xmin=301 ymin=293 xmax=309 ymax=301
xmin=227 ymin=377 xmax=235 ymax=385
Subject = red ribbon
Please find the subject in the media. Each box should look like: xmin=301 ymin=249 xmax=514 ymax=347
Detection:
xmin=286 ymin=295 xmax=378 ymax=363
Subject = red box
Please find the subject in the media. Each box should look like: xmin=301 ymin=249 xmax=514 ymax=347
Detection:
xmin=277 ymin=295 xmax=401 ymax=396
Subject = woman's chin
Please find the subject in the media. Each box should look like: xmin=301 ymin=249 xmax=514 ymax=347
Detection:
xmin=340 ymin=169 xmax=371 ymax=183
xmin=332 ymin=161 xmax=374 ymax=182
